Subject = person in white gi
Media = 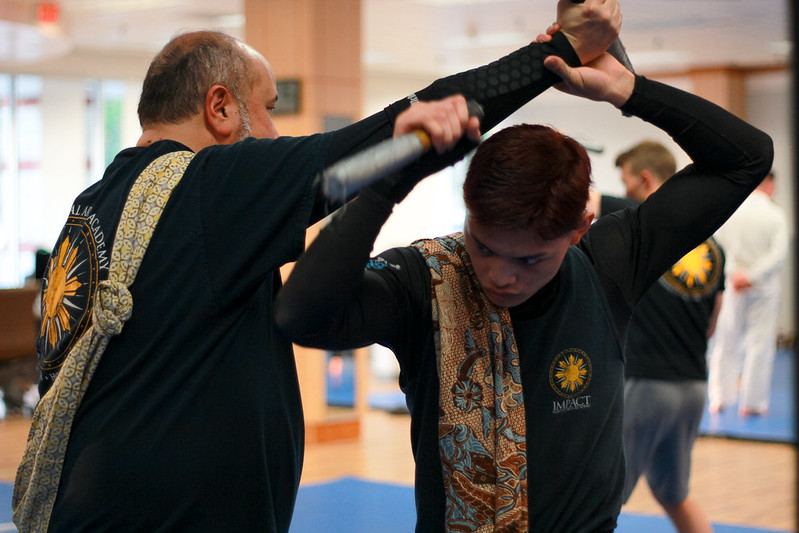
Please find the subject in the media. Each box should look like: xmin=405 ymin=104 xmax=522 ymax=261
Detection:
xmin=708 ymin=171 xmax=788 ymax=416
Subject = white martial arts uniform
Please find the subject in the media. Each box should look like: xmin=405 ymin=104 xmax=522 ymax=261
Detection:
xmin=708 ymin=188 xmax=788 ymax=413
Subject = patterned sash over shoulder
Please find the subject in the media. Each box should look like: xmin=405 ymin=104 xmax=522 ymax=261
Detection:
xmin=412 ymin=233 xmax=528 ymax=532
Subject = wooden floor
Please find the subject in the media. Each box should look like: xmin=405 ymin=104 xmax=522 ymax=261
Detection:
xmin=1 ymin=410 xmax=796 ymax=531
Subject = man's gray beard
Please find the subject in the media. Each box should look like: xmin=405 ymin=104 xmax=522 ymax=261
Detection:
xmin=236 ymin=98 xmax=252 ymax=140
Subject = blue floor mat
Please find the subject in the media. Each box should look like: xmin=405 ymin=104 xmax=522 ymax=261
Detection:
xmin=699 ymin=349 xmax=795 ymax=443
xmin=1 ymin=479 xmax=789 ymax=533
xmin=290 ymin=478 xmax=787 ymax=533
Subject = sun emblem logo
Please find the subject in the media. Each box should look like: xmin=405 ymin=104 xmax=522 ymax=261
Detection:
xmin=41 ymin=236 xmax=83 ymax=348
xmin=549 ymin=349 xmax=592 ymax=398
xmin=671 ymin=243 xmax=714 ymax=288
xmin=662 ymin=238 xmax=723 ymax=298
xmin=37 ymin=214 xmax=103 ymax=371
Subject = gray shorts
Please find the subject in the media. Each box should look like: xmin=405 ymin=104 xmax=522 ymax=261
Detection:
xmin=621 ymin=378 xmax=707 ymax=504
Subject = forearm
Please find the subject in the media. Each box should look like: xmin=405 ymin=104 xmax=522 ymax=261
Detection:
xmin=324 ymin=32 xmax=578 ymax=164
xmin=707 ymin=291 xmax=724 ymax=337
xmin=384 ymin=33 xmax=582 ymax=192
xmin=385 ymin=32 xmax=579 ymax=133
xmin=623 ymin=76 xmax=773 ymax=182
xmin=275 ymin=189 xmax=398 ymax=349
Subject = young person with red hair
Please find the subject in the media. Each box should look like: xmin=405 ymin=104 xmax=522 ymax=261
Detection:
xmin=276 ymin=50 xmax=773 ymax=532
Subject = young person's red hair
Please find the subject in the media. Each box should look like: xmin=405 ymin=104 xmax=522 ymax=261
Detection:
xmin=463 ymin=124 xmax=591 ymax=240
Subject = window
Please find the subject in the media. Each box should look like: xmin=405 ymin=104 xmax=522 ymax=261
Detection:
xmin=0 ymin=75 xmax=43 ymax=287
xmin=0 ymin=75 xmax=130 ymax=287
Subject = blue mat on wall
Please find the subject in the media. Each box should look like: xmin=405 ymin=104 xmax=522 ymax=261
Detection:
xmin=349 ymin=350 xmax=797 ymax=443
xmin=0 ymin=479 xmax=789 ymax=533
xmin=1 ymin=482 xmax=13 ymax=533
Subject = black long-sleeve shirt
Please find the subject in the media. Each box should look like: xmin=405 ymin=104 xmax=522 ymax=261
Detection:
xmin=276 ymin=78 xmax=773 ymax=531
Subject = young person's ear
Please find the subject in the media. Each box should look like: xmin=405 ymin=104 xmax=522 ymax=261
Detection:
xmin=569 ymin=212 xmax=594 ymax=245
xmin=205 ymin=84 xmax=235 ymax=138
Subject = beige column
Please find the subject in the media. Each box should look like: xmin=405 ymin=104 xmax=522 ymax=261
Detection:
xmin=244 ymin=0 xmax=361 ymax=135
xmin=245 ymin=0 xmax=363 ymax=443
xmin=689 ymin=66 xmax=747 ymax=119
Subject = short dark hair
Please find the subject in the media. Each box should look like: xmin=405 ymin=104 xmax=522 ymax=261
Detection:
xmin=138 ymin=31 xmax=257 ymax=127
xmin=614 ymin=140 xmax=676 ymax=183
xmin=463 ymin=124 xmax=591 ymax=240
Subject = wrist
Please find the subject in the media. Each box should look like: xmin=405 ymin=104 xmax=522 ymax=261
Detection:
xmin=550 ymin=31 xmax=583 ymax=67
xmin=618 ymin=74 xmax=643 ymax=114
xmin=609 ymin=71 xmax=636 ymax=109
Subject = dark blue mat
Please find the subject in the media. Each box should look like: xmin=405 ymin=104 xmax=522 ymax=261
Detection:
xmin=699 ymin=349 xmax=795 ymax=443
xmin=0 ymin=479 xmax=788 ymax=532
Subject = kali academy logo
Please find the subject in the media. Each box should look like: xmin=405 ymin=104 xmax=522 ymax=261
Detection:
xmin=38 ymin=209 xmax=107 ymax=372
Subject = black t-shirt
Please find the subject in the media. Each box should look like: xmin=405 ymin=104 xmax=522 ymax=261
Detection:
xmin=42 ymin=136 xmax=328 ymax=531
xmin=274 ymin=75 xmax=773 ymax=532
xmin=600 ymin=194 xmax=637 ymax=216
xmin=599 ymin=195 xmax=726 ymax=380
xmin=623 ymin=236 xmax=725 ymax=380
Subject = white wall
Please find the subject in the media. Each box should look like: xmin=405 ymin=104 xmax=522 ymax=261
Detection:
xmin=39 ymin=77 xmax=87 ymax=249
xmin=35 ymin=77 xmax=144 ymax=255
xmin=122 ymin=82 xmax=144 ymax=151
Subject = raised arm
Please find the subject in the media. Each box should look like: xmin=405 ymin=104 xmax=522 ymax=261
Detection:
xmin=311 ymin=0 xmax=621 ymax=218
xmin=275 ymin=190 xmax=405 ymax=350
xmin=550 ymin=53 xmax=775 ymax=306
xmin=275 ymin=98 xmax=479 ymax=350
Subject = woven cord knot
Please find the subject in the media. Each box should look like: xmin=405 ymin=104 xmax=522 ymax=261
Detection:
xmin=92 ymin=280 xmax=133 ymax=336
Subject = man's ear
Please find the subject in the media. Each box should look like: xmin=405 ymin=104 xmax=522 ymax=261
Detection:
xmin=569 ymin=212 xmax=593 ymax=245
xmin=639 ymin=169 xmax=659 ymax=195
xmin=205 ymin=84 xmax=236 ymax=138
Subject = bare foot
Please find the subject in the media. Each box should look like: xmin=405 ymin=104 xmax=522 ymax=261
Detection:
xmin=739 ymin=407 xmax=768 ymax=417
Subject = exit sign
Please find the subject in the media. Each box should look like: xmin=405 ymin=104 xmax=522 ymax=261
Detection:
xmin=37 ymin=1 xmax=61 ymax=24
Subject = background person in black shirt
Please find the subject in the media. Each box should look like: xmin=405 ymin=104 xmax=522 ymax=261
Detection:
xmin=596 ymin=140 xmax=723 ymax=533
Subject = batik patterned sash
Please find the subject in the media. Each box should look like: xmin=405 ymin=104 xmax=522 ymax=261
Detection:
xmin=12 ymin=151 xmax=195 ymax=532
xmin=412 ymin=233 xmax=528 ymax=532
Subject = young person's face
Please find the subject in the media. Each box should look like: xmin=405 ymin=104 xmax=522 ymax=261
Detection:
xmin=463 ymin=214 xmax=583 ymax=308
